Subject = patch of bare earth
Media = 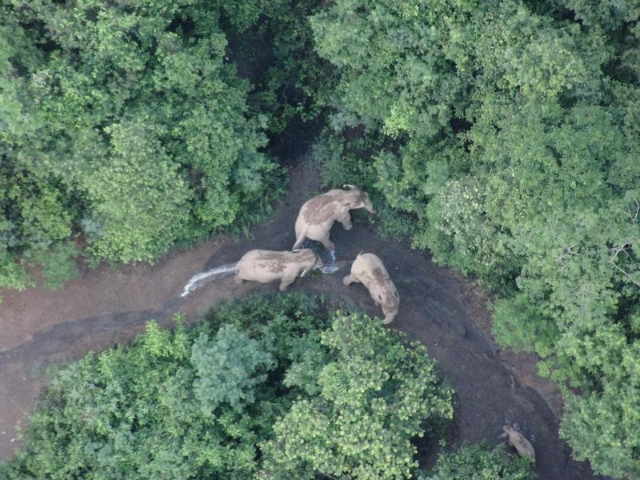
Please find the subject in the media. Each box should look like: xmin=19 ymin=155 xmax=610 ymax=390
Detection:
xmin=0 ymin=160 xmax=606 ymax=479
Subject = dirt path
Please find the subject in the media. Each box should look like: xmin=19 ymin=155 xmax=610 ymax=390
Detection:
xmin=0 ymin=160 xmax=604 ymax=479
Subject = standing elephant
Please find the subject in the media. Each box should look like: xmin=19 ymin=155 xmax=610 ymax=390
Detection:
xmin=343 ymin=252 xmax=399 ymax=324
xmin=234 ymin=249 xmax=322 ymax=291
xmin=292 ymin=185 xmax=376 ymax=251
xmin=501 ymin=425 xmax=536 ymax=461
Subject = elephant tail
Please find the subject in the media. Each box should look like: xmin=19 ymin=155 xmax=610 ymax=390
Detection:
xmin=292 ymin=233 xmax=305 ymax=250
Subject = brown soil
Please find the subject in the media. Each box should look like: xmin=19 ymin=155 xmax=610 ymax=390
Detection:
xmin=0 ymin=159 xmax=605 ymax=479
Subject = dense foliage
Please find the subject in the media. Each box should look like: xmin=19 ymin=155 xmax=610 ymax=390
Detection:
xmin=0 ymin=0 xmax=303 ymax=289
xmin=0 ymin=293 xmax=454 ymax=479
xmin=261 ymin=311 xmax=454 ymax=478
xmin=309 ymin=1 xmax=640 ymax=477
xmin=419 ymin=442 xmax=535 ymax=480
xmin=2 ymin=0 xmax=639 ymax=476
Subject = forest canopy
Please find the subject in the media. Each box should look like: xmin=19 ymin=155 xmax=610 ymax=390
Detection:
xmin=308 ymin=1 xmax=640 ymax=477
xmin=1 ymin=0 xmax=639 ymax=477
xmin=0 ymin=0 xmax=286 ymax=287
xmin=0 ymin=293 xmax=468 ymax=479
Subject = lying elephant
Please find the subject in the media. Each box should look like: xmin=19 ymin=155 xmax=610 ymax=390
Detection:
xmin=343 ymin=252 xmax=399 ymax=324
xmin=501 ymin=425 xmax=536 ymax=461
xmin=293 ymin=185 xmax=376 ymax=251
xmin=234 ymin=249 xmax=322 ymax=291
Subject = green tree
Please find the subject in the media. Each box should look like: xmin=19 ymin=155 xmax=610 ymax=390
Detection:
xmin=191 ymin=324 xmax=275 ymax=413
xmin=82 ymin=119 xmax=191 ymax=263
xmin=2 ymin=317 xmax=272 ymax=479
xmin=261 ymin=312 xmax=454 ymax=479
xmin=556 ymin=325 xmax=640 ymax=478
xmin=310 ymin=1 xmax=640 ymax=477
xmin=0 ymin=0 xmax=283 ymax=286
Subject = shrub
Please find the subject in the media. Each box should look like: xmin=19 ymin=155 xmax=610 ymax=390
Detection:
xmin=419 ymin=441 xmax=536 ymax=480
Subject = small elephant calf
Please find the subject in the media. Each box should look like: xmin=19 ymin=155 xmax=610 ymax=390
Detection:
xmin=501 ymin=425 xmax=536 ymax=461
xmin=234 ymin=249 xmax=322 ymax=291
xmin=343 ymin=252 xmax=399 ymax=324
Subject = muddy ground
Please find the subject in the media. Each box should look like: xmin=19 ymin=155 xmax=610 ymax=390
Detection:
xmin=0 ymin=156 xmax=605 ymax=479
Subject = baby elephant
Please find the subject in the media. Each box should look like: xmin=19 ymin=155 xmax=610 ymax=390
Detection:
xmin=293 ymin=185 xmax=376 ymax=251
xmin=234 ymin=249 xmax=322 ymax=291
xmin=343 ymin=253 xmax=399 ymax=324
xmin=501 ymin=425 xmax=536 ymax=461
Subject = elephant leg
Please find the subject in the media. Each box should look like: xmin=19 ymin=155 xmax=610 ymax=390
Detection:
xmin=338 ymin=213 xmax=352 ymax=230
xmin=280 ymin=277 xmax=295 ymax=291
xmin=234 ymin=274 xmax=244 ymax=285
xmin=320 ymin=235 xmax=335 ymax=251
xmin=343 ymin=274 xmax=357 ymax=286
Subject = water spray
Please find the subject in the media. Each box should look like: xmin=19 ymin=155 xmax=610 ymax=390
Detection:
xmin=181 ymin=246 xmax=342 ymax=298
xmin=319 ymin=248 xmax=339 ymax=274
xmin=180 ymin=263 xmax=237 ymax=297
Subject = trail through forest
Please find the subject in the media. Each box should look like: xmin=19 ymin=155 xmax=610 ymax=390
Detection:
xmin=0 ymin=155 xmax=606 ymax=479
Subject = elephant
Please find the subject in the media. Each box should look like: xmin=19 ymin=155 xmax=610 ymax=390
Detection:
xmin=500 ymin=425 xmax=536 ymax=461
xmin=343 ymin=252 xmax=399 ymax=324
xmin=234 ymin=249 xmax=323 ymax=291
xmin=292 ymin=185 xmax=376 ymax=251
